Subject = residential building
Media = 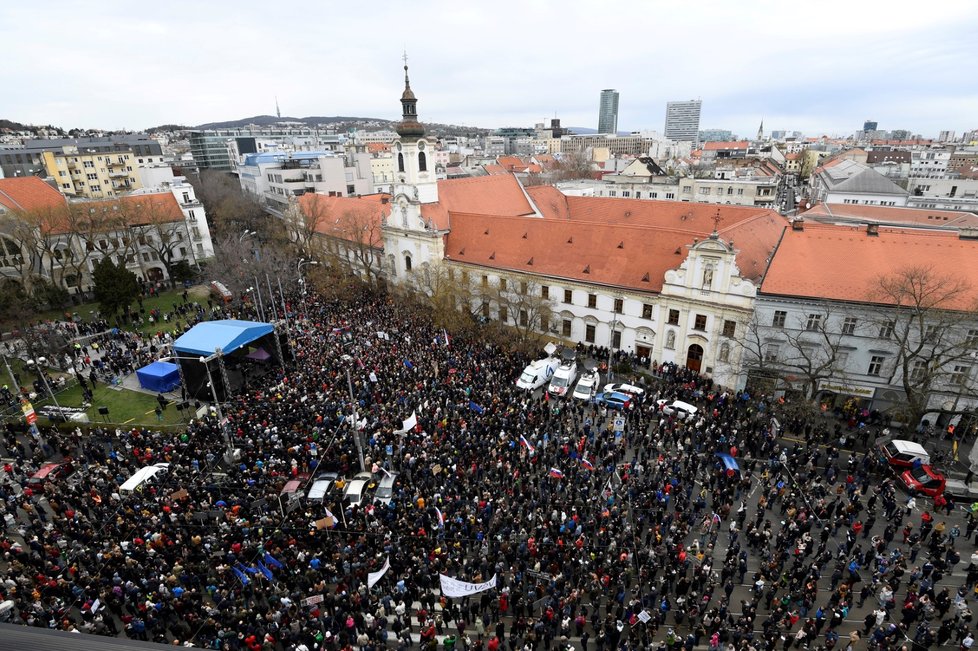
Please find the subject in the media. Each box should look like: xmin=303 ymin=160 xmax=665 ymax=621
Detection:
xmin=664 ymin=100 xmax=702 ymax=145
xmin=0 ymin=175 xmax=214 ymax=293
xmin=863 ymin=120 xmax=878 ymax=132
xmin=907 ymin=177 xmax=978 ymax=212
xmin=237 ymin=150 xmax=373 ymax=214
xmin=190 ymin=126 xmax=347 ymax=172
xmin=0 ymin=135 xmax=163 ymax=179
xmin=948 ymin=149 xmax=978 ymax=179
xmin=810 ymin=159 xmax=908 ymax=206
xmin=41 ymin=147 xmax=143 ymax=198
xmin=910 ymin=148 xmax=951 ymax=179
xmin=755 ymin=220 xmax=978 ymax=427
xmin=699 ymin=129 xmax=733 ymax=143
xmin=598 ymin=89 xmax=620 ymax=134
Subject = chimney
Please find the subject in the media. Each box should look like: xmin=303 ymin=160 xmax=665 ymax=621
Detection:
xmin=791 ymin=217 xmax=804 ymax=231
xmin=866 ymin=223 xmax=879 ymax=236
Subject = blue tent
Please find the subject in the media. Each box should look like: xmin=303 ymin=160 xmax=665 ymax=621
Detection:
xmin=136 ymin=361 xmax=181 ymax=393
xmin=173 ymin=319 xmax=275 ymax=357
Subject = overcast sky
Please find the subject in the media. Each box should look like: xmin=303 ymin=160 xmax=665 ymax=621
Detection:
xmin=4 ymin=0 xmax=978 ymax=138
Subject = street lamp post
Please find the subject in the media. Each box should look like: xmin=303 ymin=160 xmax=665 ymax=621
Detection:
xmin=297 ymin=258 xmax=319 ymax=320
xmin=26 ymin=357 xmax=60 ymax=410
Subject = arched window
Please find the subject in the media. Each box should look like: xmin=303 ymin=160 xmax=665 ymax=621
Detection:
xmin=418 ymin=152 xmax=427 ymax=172
xmin=718 ymin=342 xmax=730 ymax=362
xmin=387 ymin=254 xmax=396 ymax=277
xmin=665 ymin=330 xmax=676 ymax=349
xmin=397 ymin=153 xmax=404 ymax=173
xmin=404 ymin=254 xmax=412 ymax=272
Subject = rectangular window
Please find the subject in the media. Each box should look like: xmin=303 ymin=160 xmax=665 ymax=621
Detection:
xmin=642 ymin=304 xmax=653 ymax=320
xmin=924 ymin=325 xmax=938 ymax=340
xmin=541 ymin=285 xmax=549 ymax=300
xmin=764 ymin=344 xmax=780 ymax=362
xmin=585 ymin=324 xmax=596 ymax=343
xmin=722 ymin=320 xmax=736 ymax=337
xmin=868 ymin=355 xmax=884 ymax=376
xmin=668 ymin=309 xmax=680 ymax=325
xmin=499 ymin=278 xmax=507 ymax=291
xmin=910 ymin=360 xmax=927 ymax=382
xmin=587 ymin=294 xmax=597 ymax=308
xmin=499 ymin=306 xmax=507 ymax=323
xmin=952 ymin=365 xmax=970 ymax=386
xmin=481 ymin=301 xmax=489 ymax=319
xmin=694 ymin=314 xmax=707 ymax=330
xmin=519 ymin=281 xmax=528 ymax=295
xmin=481 ymin=275 xmax=488 ymax=287
xmin=540 ymin=315 xmax=548 ymax=332
xmin=842 ymin=317 xmax=858 ymax=335
xmin=612 ymin=330 xmax=622 ymax=349
xmin=519 ymin=309 xmax=528 ymax=326
xmin=562 ymin=319 xmax=572 ymax=337
xmin=613 ymin=298 xmax=623 ymax=314
xmin=563 ymin=289 xmax=572 ymax=304
xmin=805 ymin=314 xmax=822 ymax=331
xmin=967 ymin=329 xmax=978 ymax=346
xmin=879 ymin=321 xmax=895 ymax=339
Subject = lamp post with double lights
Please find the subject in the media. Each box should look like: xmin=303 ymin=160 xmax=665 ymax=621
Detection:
xmin=25 ymin=357 xmax=61 ymax=411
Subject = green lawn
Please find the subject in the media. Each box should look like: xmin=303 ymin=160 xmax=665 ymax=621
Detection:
xmin=28 ymin=284 xmax=210 ymax=335
xmin=35 ymin=381 xmax=189 ymax=427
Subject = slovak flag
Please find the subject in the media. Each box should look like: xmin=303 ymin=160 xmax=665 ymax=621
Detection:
xmin=548 ymin=467 xmax=564 ymax=479
xmin=519 ymin=434 xmax=535 ymax=454
xmin=434 ymin=507 xmax=445 ymax=528
xmin=581 ymin=458 xmax=595 ymax=472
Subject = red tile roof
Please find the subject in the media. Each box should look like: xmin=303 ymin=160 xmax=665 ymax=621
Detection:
xmin=0 ymin=177 xmax=66 ymax=213
xmin=703 ymin=141 xmax=749 ymax=151
xmin=761 ymin=223 xmax=978 ymax=309
xmin=446 ymin=192 xmax=786 ymax=291
xmin=298 ymin=193 xmax=390 ymax=246
xmin=436 ymin=174 xmax=536 ymax=218
xmin=803 ymin=203 xmax=978 ymax=229
xmin=366 ymin=142 xmax=390 ymax=154
xmin=482 ymin=164 xmax=508 ymax=176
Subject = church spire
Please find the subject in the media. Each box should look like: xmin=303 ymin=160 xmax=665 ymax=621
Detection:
xmin=757 ymin=118 xmax=764 ymax=141
xmin=397 ymin=52 xmax=425 ymax=140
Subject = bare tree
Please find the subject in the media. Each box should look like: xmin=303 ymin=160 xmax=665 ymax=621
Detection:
xmin=332 ymin=208 xmax=384 ymax=287
xmin=291 ymin=194 xmax=332 ymax=260
xmin=741 ymin=306 xmax=852 ymax=399
xmin=413 ymin=264 xmax=481 ymax=332
xmin=481 ymin=276 xmax=555 ymax=347
xmin=870 ymin=265 xmax=978 ymax=427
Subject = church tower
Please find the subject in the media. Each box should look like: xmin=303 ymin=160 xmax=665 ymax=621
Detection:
xmin=391 ymin=57 xmax=438 ymax=209
xmin=757 ymin=119 xmax=764 ymax=142
xmin=383 ymin=57 xmax=446 ymax=283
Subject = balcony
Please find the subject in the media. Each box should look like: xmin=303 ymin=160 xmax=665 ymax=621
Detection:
xmin=107 ymin=159 xmax=126 ymax=167
xmin=108 ymin=170 xmax=128 ymax=178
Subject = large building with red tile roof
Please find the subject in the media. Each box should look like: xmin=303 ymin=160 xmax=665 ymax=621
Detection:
xmin=0 ymin=176 xmax=67 ymax=214
xmin=752 ymin=220 xmax=978 ymax=422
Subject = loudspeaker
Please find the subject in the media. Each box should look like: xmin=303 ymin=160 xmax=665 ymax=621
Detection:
xmin=97 ymin=407 xmax=109 ymax=415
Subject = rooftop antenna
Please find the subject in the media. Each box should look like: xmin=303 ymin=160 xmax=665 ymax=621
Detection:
xmin=275 ymin=96 xmax=281 ymax=119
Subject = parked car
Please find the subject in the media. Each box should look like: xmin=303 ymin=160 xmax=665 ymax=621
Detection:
xmin=603 ymin=383 xmax=646 ymax=404
xmin=877 ymin=439 xmax=930 ymax=470
xmin=656 ymin=399 xmax=698 ymax=420
xmin=26 ymin=461 xmax=73 ymax=493
xmin=572 ymin=369 xmax=601 ymax=401
xmin=548 ymin=355 xmax=578 ymax=398
xmin=307 ymin=471 xmax=340 ymax=501
xmin=899 ymin=464 xmax=946 ymax=498
xmin=592 ymin=391 xmax=632 ymax=410
xmin=344 ymin=471 xmax=375 ymax=507
xmin=516 ymin=357 xmax=559 ymax=390
xmin=374 ymin=472 xmax=399 ymax=506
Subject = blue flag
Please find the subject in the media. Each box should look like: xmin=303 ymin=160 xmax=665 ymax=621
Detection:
xmin=404 ymin=359 xmax=414 ymax=369
xmin=257 ymin=561 xmax=275 ymax=581
xmin=236 ymin=562 xmax=258 ymax=575
xmin=264 ymin=553 xmax=284 ymax=570
xmin=232 ymin=567 xmax=251 ymax=586
xmin=468 ymin=401 xmax=484 ymax=414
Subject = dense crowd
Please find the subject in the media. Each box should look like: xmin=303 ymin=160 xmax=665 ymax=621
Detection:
xmin=0 ymin=287 xmax=976 ymax=651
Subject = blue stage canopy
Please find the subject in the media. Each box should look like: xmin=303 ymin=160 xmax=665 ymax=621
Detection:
xmin=136 ymin=361 xmax=181 ymax=393
xmin=173 ymin=320 xmax=274 ymax=357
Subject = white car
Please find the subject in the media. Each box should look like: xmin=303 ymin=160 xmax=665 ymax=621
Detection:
xmin=604 ymin=383 xmax=646 ymax=404
xmin=516 ymin=357 xmax=559 ymax=390
xmin=572 ymin=370 xmax=600 ymax=400
xmin=548 ymin=359 xmax=578 ymax=397
xmin=307 ymin=471 xmax=339 ymax=500
xmin=656 ymin=399 xmax=698 ymax=420
xmin=344 ymin=471 xmax=375 ymax=507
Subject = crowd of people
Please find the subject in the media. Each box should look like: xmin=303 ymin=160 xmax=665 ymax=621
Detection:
xmin=0 ymin=285 xmax=976 ymax=651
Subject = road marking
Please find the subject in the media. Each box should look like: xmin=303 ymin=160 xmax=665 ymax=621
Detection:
xmin=123 ymin=418 xmax=134 ymax=424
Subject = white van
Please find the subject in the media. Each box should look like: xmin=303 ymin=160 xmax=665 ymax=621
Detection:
xmin=120 ymin=463 xmax=170 ymax=495
xmin=517 ymin=357 xmax=559 ymax=390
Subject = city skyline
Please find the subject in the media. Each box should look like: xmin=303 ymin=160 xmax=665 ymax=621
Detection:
xmin=3 ymin=0 xmax=978 ymax=137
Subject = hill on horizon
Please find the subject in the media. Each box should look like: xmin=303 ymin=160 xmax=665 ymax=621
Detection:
xmin=194 ymin=115 xmax=390 ymax=130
